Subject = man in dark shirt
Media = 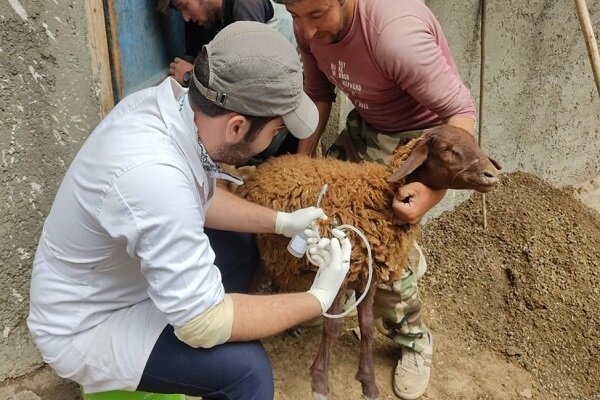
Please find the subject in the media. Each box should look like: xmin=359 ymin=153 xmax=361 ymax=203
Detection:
xmin=159 ymin=0 xmax=297 ymax=159
xmin=158 ymin=0 xmax=295 ymax=86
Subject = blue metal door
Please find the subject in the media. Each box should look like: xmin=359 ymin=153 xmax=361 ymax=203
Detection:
xmin=104 ymin=0 xmax=185 ymax=101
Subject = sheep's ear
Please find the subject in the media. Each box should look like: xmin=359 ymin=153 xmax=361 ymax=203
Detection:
xmin=387 ymin=139 xmax=430 ymax=183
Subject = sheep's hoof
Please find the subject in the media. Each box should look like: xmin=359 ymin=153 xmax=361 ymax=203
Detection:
xmin=312 ymin=392 xmax=328 ymax=400
xmin=363 ymin=396 xmax=380 ymax=400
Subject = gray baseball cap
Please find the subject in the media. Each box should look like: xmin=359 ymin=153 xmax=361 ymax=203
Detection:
xmin=192 ymin=21 xmax=318 ymax=139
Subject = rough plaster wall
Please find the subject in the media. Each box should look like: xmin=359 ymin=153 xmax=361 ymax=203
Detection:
xmin=480 ymin=0 xmax=599 ymax=187
xmin=427 ymin=0 xmax=599 ymax=189
xmin=0 ymin=0 xmax=100 ymax=379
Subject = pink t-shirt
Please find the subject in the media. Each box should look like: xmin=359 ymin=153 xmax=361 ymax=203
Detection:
xmin=298 ymin=0 xmax=476 ymax=132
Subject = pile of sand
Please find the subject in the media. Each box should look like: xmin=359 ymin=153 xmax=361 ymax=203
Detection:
xmin=421 ymin=172 xmax=600 ymax=399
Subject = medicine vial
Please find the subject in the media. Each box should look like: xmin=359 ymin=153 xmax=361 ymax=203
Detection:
xmin=287 ymin=231 xmax=308 ymax=258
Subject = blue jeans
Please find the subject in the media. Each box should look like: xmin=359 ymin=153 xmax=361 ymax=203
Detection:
xmin=138 ymin=229 xmax=274 ymax=400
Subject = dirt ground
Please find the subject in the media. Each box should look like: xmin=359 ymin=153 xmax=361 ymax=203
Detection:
xmin=2 ymin=171 xmax=599 ymax=400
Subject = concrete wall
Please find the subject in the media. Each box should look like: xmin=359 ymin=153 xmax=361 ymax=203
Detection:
xmin=0 ymin=0 xmax=598 ymax=383
xmin=479 ymin=0 xmax=599 ymax=186
xmin=435 ymin=0 xmax=600 ymax=215
xmin=0 ymin=0 xmax=101 ymax=379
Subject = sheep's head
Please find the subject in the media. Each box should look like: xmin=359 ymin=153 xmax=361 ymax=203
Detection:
xmin=387 ymin=125 xmax=501 ymax=192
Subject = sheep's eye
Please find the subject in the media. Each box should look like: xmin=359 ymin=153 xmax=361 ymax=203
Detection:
xmin=440 ymin=146 xmax=460 ymax=163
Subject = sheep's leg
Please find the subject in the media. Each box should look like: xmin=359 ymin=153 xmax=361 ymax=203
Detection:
xmin=310 ymin=292 xmax=345 ymax=399
xmin=356 ymin=286 xmax=380 ymax=399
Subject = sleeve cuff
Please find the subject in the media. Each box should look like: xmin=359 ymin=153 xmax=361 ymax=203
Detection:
xmin=174 ymin=294 xmax=234 ymax=348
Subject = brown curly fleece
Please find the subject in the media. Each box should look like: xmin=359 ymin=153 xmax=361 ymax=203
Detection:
xmin=236 ymin=139 xmax=422 ymax=293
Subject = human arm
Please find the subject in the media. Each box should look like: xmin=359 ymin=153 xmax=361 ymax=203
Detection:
xmin=228 ymin=292 xmax=321 ymax=340
xmin=169 ymin=57 xmax=194 ymax=85
xmin=173 ymin=291 xmax=321 ymax=346
xmin=205 ymin=186 xmax=326 ymax=235
xmin=392 ymin=183 xmax=446 ymax=225
xmin=373 ymin=14 xmax=475 ymax=223
xmin=177 ymin=230 xmax=351 ymax=345
xmin=296 ymin=36 xmax=336 ymax=155
xmin=297 ymin=101 xmax=332 ymax=156
xmin=205 ymin=186 xmax=277 ymax=233
xmin=374 ymin=15 xmax=476 ymax=126
xmin=447 ymin=116 xmax=475 ymax=135
xmin=388 ymin=100 xmax=473 ymax=226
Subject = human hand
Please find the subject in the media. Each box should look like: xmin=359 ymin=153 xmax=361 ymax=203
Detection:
xmin=169 ymin=57 xmax=194 ymax=85
xmin=275 ymin=207 xmax=327 ymax=238
xmin=392 ymin=182 xmax=446 ymax=225
xmin=307 ymin=229 xmax=352 ymax=313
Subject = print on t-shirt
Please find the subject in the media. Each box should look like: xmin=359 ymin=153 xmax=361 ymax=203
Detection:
xmin=330 ymin=60 xmax=367 ymax=109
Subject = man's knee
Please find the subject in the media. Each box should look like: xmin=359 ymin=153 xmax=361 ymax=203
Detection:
xmin=226 ymin=341 xmax=274 ymax=399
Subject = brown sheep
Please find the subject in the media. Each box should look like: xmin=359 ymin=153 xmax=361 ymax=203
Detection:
xmin=236 ymin=125 xmax=501 ymax=400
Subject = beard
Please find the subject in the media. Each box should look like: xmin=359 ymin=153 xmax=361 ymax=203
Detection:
xmin=201 ymin=1 xmax=220 ymax=29
xmin=211 ymin=141 xmax=255 ymax=166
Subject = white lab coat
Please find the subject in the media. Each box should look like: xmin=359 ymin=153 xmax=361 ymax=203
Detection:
xmin=28 ymin=78 xmax=224 ymax=393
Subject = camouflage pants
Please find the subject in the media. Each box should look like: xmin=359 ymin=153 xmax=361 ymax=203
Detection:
xmin=326 ymin=109 xmax=431 ymax=353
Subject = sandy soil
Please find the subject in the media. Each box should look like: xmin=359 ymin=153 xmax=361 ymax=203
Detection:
xmin=2 ymin=171 xmax=599 ymax=400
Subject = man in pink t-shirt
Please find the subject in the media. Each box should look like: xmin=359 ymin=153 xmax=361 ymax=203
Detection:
xmin=275 ymin=0 xmax=477 ymax=398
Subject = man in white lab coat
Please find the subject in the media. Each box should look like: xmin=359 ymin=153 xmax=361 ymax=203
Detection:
xmin=28 ymin=22 xmax=351 ymax=399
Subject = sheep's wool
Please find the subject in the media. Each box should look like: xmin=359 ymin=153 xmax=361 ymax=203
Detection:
xmin=237 ymin=141 xmax=421 ymax=293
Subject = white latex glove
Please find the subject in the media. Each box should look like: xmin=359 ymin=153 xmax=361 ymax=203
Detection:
xmin=306 ymin=228 xmax=352 ymax=313
xmin=304 ymin=224 xmax=327 ymax=265
xmin=275 ymin=207 xmax=327 ymax=238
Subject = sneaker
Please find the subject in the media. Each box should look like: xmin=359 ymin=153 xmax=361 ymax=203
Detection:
xmin=393 ymin=331 xmax=433 ymax=400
